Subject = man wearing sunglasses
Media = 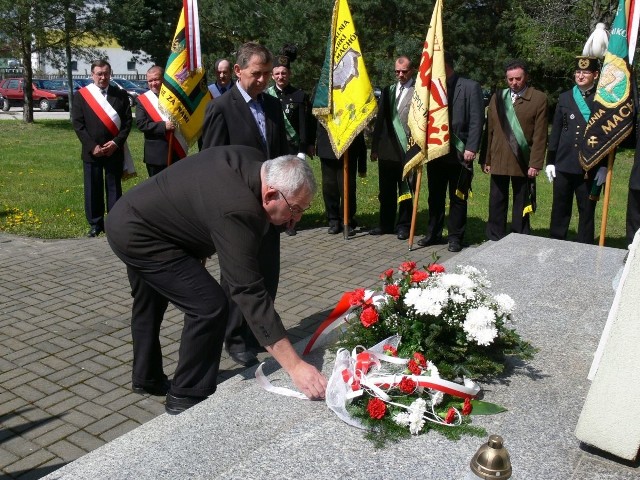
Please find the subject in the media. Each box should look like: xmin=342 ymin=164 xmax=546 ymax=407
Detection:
xmin=106 ymin=146 xmax=326 ymax=414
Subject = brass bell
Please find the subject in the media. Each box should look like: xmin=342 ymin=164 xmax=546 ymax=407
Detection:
xmin=468 ymin=434 xmax=512 ymax=479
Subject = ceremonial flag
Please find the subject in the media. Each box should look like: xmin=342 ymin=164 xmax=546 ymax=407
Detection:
xmin=403 ymin=0 xmax=449 ymax=178
xmin=312 ymin=0 xmax=377 ymax=158
xmin=579 ymin=0 xmax=634 ymax=171
xmin=159 ymin=0 xmax=211 ymax=146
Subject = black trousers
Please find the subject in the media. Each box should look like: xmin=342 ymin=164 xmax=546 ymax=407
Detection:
xmin=223 ymin=225 xmax=280 ymax=354
xmin=145 ymin=164 xmax=167 ymax=177
xmin=549 ymin=171 xmax=596 ymax=244
xmin=110 ymin=246 xmax=228 ymax=398
xmin=320 ymin=156 xmax=357 ymax=224
xmin=426 ymin=160 xmax=470 ymax=243
xmin=486 ymin=174 xmax=531 ymax=241
xmin=83 ymin=158 xmax=123 ymax=229
xmin=626 ymin=188 xmax=640 ymax=246
xmin=377 ymin=159 xmax=412 ymax=232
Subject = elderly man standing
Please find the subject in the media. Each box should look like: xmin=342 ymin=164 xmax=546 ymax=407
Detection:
xmin=546 ymin=56 xmax=606 ymax=244
xmin=370 ymin=55 xmax=415 ymax=241
xmin=201 ymin=42 xmax=288 ymax=368
xmin=208 ymin=58 xmax=234 ymax=99
xmin=483 ymin=59 xmax=548 ymax=241
xmin=71 ymin=59 xmax=132 ymax=238
xmin=106 ymin=147 xmax=327 ymax=414
xmin=417 ymin=52 xmax=485 ymax=252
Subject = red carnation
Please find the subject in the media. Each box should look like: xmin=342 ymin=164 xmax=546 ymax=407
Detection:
xmin=428 ymin=263 xmax=445 ymax=273
xmin=462 ymin=397 xmax=473 ymax=416
xmin=383 ymin=344 xmax=398 ymax=356
xmin=384 ymin=284 xmax=401 ymax=300
xmin=399 ymin=261 xmax=417 ymax=273
xmin=398 ymin=376 xmax=417 ymax=393
xmin=349 ymin=288 xmax=366 ymax=306
xmin=444 ymin=407 xmax=457 ymax=424
xmin=360 ymin=306 xmax=379 ymax=327
xmin=413 ymin=352 xmax=427 ymax=367
xmin=379 ymin=268 xmax=394 ymax=280
xmin=367 ymin=397 xmax=387 ymax=419
xmin=411 ymin=270 xmax=429 ymax=283
xmin=407 ymin=359 xmax=421 ymax=375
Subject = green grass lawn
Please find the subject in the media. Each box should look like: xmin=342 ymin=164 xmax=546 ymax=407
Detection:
xmin=0 ymin=119 xmax=634 ymax=249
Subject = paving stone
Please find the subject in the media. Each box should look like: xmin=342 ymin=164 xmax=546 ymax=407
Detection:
xmin=46 ymin=439 xmax=87 ymax=462
xmin=84 ymin=412 xmax=127 ymax=437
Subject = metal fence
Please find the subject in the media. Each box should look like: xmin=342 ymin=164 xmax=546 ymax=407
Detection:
xmin=0 ymin=68 xmax=145 ymax=81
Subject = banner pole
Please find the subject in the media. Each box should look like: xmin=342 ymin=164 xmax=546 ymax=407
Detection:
xmin=167 ymin=132 xmax=174 ymax=166
xmin=343 ymin=149 xmax=350 ymax=240
xmin=598 ymin=149 xmax=616 ymax=246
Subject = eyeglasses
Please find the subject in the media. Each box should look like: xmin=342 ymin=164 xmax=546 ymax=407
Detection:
xmin=575 ymin=70 xmax=594 ymax=76
xmin=276 ymin=189 xmax=310 ymax=216
xmin=395 ymin=69 xmax=410 ymax=74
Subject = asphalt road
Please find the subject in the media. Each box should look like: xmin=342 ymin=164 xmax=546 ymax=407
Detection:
xmin=0 ymin=107 xmax=71 ymax=121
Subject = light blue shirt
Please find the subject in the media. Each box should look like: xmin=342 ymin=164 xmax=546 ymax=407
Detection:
xmin=236 ymin=83 xmax=266 ymax=146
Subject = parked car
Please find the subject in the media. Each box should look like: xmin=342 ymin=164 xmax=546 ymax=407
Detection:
xmin=130 ymin=79 xmax=150 ymax=90
xmin=110 ymin=78 xmax=147 ymax=106
xmin=0 ymin=78 xmax=69 ymax=112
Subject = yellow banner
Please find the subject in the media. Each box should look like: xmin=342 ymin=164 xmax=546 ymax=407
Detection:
xmin=312 ymin=0 xmax=377 ymax=158
xmin=404 ymin=0 xmax=449 ymax=178
xmin=159 ymin=4 xmax=211 ymax=147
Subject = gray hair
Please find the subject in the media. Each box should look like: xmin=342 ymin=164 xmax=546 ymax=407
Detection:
xmin=236 ymin=42 xmax=272 ymax=69
xmin=262 ymin=155 xmax=316 ymax=198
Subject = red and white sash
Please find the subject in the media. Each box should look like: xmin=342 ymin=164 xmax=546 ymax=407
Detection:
xmin=137 ymin=90 xmax=188 ymax=159
xmin=79 ymin=84 xmax=136 ymax=178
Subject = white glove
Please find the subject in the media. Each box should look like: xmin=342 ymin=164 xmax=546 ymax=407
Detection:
xmin=297 ymin=152 xmax=307 ymax=160
xmin=594 ymin=166 xmax=607 ymax=186
xmin=545 ymin=165 xmax=556 ymax=183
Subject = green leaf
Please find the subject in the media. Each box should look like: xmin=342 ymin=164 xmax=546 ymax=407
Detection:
xmin=470 ymin=400 xmax=507 ymax=415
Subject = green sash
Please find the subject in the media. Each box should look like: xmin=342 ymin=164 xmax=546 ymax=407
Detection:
xmin=266 ymin=86 xmax=299 ymax=145
xmin=496 ymin=89 xmax=535 ymax=215
xmin=390 ymin=84 xmax=408 ymax=153
xmin=572 ymin=86 xmax=591 ymax=122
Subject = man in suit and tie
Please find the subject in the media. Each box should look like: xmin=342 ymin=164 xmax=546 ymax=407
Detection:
xmin=72 ymin=59 xmax=132 ymax=238
xmin=370 ymin=56 xmax=415 ymax=240
xmin=417 ymin=52 xmax=485 ymax=252
xmin=201 ymin=42 xmax=289 ymax=368
xmin=106 ymin=147 xmax=327 ymax=414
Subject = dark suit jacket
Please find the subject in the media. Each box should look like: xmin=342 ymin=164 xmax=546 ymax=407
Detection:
xmin=201 ymin=84 xmax=288 ymax=159
xmin=316 ymin=124 xmax=367 ymax=175
xmin=105 ymin=145 xmax=287 ymax=346
xmin=135 ymin=95 xmax=180 ymax=166
xmin=71 ymin=85 xmax=132 ymax=164
xmin=447 ymin=75 xmax=485 ymax=164
xmin=371 ymin=82 xmax=413 ymax=162
xmin=547 ymin=88 xmax=599 ymax=176
xmin=485 ymin=86 xmax=548 ymax=176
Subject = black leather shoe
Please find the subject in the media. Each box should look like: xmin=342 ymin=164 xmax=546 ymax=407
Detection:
xmin=285 ymin=228 xmax=297 ymax=236
xmin=132 ymin=378 xmax=171 ymax=396
xmin=229 ymin=350 xmax=259 ymax=367
xmin=397 ymin=228 xmax=409 ymax=240
xmin=448 ymin=241 xmax=462 ymax=252
xmin=165 ymin=392 xmax=206 ymax=415
xmin=417 ymin=234 xmax=443 ymax=247
xmin=347 ymin=226 xmax=356 ymax=237
xmin=87 ymin=227 xmax=102 ymax=238
xmin=327 ymin=223 xmax=342 ymax=234
xmin=369 ymin=227 xmax=389 ymax=236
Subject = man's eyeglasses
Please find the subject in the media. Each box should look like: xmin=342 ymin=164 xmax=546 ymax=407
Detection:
xmin=395 ymin=69 xmax=410 ymax=74
xmin=276 ymin=189 xmax=310 ymax=216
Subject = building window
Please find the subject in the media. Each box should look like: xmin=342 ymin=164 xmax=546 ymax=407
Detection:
xmin=127 ymin=61 xmax=136 ymax=71
xmin=70 ymin=61 xmax=77 ymax=71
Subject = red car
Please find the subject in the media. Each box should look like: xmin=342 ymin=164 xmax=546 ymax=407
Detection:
xmin=0 ymin=78 xmax=69 ymax=112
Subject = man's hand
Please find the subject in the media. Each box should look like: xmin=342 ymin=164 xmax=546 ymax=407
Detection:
xmin=101 ymin=140 xmax=118 ymax=157
xmin=370 ymin=152 xmax=378 ymax=162
xmin=483 ymin=164 xmax=491 ymax=174
xmin=595 ymin=166 xmax=607 ymax=186
xmin=165 ymin=121 xmax=175 ymax=131
xmin=266 ymin=337 xmax=327 ymax=400
xmin=545 ymin=165 xmax=556 ymax=183
xmin=463 ymin=149 xmax=476 ymax=162
xmin=91 ymin=145 xmax=104 ymax=157
xmin=527 ymin=167 xmax=539 ymax=179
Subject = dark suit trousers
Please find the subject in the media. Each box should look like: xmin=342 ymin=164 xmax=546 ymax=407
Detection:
xmin=486 ymin=174 xmax=531 ymax=241
xmin=426 ymin=160 xmax=469 ymax=242
xmin=111 ymin=248 xmax=228 ymax=398
xmin=223 ymin=225 xmax=280 ymax=354
xmin=626 ymin=188 xmax=640 ymax=245
xmin=83 ymin=158 xmax=123 ymax=229
xmin=146 ymin=164 xmax=167 ymax=177
xmin=549 ymin=171 xmax=596 ymax=244
xmin=377 ymin=159 xmax=412 ymax=232
xmin=320 ymin=156 xmax=357 ymax=224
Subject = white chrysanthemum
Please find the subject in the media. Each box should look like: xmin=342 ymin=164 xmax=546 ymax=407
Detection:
xmin=394 ymin=411 xmax=411 ymax=427
xmin=463 ymin=306 xmax=498 ymax=346
xmin=405 ymin=286 xmax=448 ymax=316
xmin=458 ymin=265 xmax=491 ymax=288
xmin=494 ymin=293 xmax=515 ymax=315
xmin=430 ymin=390 xmax=444 ymax=406
xmin=450 ymin=293 xmax=466 ymax=304
xmin=407 ymin=398 xmax=427 ymax=434
xmin=439 ymin=273 xmax=475 ymax=291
